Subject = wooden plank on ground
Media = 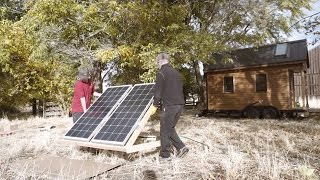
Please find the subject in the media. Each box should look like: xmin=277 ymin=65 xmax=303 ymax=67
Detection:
xmin=126 ymin=140 xmax=160 ymax=153
xmin=12 ymin=155 xmax=121 ymax=179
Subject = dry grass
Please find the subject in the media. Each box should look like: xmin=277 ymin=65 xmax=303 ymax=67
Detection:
xmin=0 ymin=111 xmax=319 ymax=180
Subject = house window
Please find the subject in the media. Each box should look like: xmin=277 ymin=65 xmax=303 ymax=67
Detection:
xmin=224 ymin=76 xmax=234 ymax=93
xmin=256 ymin=74 xmax=267 ymax=92
xmin=275 ymin=43 xmax=288 ymax=56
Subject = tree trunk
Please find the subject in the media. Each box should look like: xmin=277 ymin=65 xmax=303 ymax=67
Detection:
xmin=193 ymin=60 xmax=207 ymax=110
xmin=92 ymin=60 xmax=103 ymax=93
xmin=32 ymin=98 xmax=37 ymax=116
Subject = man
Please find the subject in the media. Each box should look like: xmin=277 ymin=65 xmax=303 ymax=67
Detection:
xmin=151 ymin=52 xmax=189 ymax=161
xmin=71 ymin=67 xmax=101 ymax=123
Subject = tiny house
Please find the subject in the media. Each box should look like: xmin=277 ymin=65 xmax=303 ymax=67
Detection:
xmin=203 ymin=39 xmax=309 ymax=118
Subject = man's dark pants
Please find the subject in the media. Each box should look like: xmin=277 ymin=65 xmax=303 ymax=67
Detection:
xmin=72 ymin=112 xmax=83 ymax=123
xmin=160 ymin=105 xmax=185 ymax=158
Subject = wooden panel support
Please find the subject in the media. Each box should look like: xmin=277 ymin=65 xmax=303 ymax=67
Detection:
xmin=125 ymin=141 xmax=160 ymax=153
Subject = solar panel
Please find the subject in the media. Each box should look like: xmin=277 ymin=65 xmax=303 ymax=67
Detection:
xmin=64 ymin=85 xmax=132 ymax=141
xmin=91 ymin=83 xmax=155 ymax=146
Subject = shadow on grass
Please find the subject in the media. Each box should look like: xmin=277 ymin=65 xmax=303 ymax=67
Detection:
xmin=142 ymin=169 xmax=157 ymax=180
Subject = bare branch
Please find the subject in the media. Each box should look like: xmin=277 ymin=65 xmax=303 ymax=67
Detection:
xmin=291 ymin=11 xmax=320 ymax=28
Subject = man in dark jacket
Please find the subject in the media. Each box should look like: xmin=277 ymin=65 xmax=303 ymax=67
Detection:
xmin=152 ymin=52 xmax=189 ymax=161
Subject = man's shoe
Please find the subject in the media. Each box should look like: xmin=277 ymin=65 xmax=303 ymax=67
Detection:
xmin=176 ymin=147 xmax=189 ymax=158
xmin=159 ymin=156 xmax=172 ymax=162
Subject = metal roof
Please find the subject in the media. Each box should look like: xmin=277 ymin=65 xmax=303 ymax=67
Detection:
xmin=204 ymin=39 xmax=309 ymax=72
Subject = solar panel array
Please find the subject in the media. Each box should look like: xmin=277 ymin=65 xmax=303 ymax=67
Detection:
xmin=92 ymin=83 xmax=155 ymax=145
xmin=64 ymin=83 xmax=155 ymax=146
xmin=64 ymin=85 xmax=132 ymax=141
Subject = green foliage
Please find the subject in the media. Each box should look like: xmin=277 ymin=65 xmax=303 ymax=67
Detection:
xmin=96 ymin=0 xmax=312 ymax=75
xmin=0 ymin=18 xmax=76 ymax=109
xmin=0 ymin=0 xmax=28 ymax=21
xmin=180 ymin=66 xmax=199 ymax=98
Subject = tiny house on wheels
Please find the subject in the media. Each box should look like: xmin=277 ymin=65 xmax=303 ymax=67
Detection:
xmin=203 ymin=39 xmax=309 ymax=118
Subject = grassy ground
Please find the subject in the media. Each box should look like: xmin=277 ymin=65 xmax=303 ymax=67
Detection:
xmin=0 ymin=111 xmax=319 ymax=180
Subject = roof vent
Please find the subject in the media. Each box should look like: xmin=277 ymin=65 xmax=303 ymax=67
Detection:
xmin=275 ymin=43 xmax=288 ymax=57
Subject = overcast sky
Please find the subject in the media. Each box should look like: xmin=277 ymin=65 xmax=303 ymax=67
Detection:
xmin=288 ymin=0 xmax=320 ymax=49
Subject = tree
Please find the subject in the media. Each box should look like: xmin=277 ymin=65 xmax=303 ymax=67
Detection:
xmin=96 ymin=0 xmax=312 ymax=108
xmin=0 ymin=1 xmax=79 ymax=112
xmin=0 ymin=18 xmax=76 ymax=111
xmin=296 ymin=12 xmax=320 ymax=45
xmin=0 ymin=0 xmax=28 ymax=21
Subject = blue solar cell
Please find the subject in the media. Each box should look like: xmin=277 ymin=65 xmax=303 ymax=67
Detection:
xmin=92 ymin=83 xmax=155 ymax=145
xmin=64 ymin=85 xmax=132 ymax=141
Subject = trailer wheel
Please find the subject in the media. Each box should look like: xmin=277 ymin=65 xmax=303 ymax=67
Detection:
xmin=243 ymin=107 xmax=260 ymax=119
xmin=262 ymin=107 xmax=279 ymax=119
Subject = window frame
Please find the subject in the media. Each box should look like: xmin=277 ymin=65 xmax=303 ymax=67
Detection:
xmin=223 ymin=76 xmax=234 ymax=93
xmin=255 ymin=73 xmax=267 ymax=92
xmin=274 ymin=43 xmax=288 ymax=57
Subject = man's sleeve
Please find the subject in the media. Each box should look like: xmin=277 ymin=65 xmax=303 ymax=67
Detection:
xmin=153 ymin=72 xmax=165 ymax=107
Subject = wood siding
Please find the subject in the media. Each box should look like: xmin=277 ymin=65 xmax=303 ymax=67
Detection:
xmin=207 ymin=65 xmax=303 ymax=111
xmin=294 ymin=45 xmax=320 ymax=109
